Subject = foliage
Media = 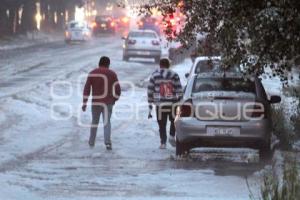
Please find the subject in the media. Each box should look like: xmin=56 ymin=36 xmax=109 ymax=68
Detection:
xmin=260 ymin=160 xmax=300 ymax=200
xmin=0 ymin=0 xmax=83 ymax=36
xmin=290 ymin=89 xmax=300 ymax=140
xmin=139 ymin=0 xmax=300 ymax=82
xmin=271 ymin=105 xmax=295 ymax=149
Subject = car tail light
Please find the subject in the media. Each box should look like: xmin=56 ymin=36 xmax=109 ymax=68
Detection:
xmin=110 ymin=21 xmax=116 ymax=27
xmin=128 ymin=39 xmax=136 ymax=45
xmin=244 ymin=102 xmax=265 ymax=120
xmin=152 ymin=40 xmax=160 ymax=45
xmin=138 ymin=21 xmax=143 ymax=27
xmin=176 ymin=101 xmax=194 ymax=117
xmin=251 ymin=104 xmax=265 ymax=119
xmin=91 ymin=22 xmax=97 ymax=28
xmin=122 ymin=17 xmax=129 ymax=24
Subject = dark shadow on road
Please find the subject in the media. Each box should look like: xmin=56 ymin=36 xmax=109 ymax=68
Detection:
xmin=167 ymin=149 xmax=270 ymax=177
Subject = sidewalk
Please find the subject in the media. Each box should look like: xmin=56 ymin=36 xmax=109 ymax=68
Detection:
xmin=0 ymin=31 xmax=63 ymax=51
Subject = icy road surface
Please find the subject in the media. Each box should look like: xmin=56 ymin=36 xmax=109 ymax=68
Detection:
xmin=0 ymin=36 xmax=267 ymax=200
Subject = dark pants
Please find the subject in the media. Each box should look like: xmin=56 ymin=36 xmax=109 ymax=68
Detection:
xmin=89 ymin=104 xmax=113 ymax=146
xmin=156 ymin=105 xmax=176 ymax=144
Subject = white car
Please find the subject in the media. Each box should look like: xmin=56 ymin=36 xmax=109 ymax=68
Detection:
xmin=65 ymin=21 xmax=91 ymax=43
xmin=185 ymin=56 xmax=242 ymax=79
xmin=122 ymin=30 xmax=162 ymax=63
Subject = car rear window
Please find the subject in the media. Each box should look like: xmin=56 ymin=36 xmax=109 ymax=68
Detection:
xmin=193 ymin=78 xmax=256 ymax=94
xmin=95 ymin=16 xmax=110 ymax=22
xmin=195 ymin=60 xmax=241 ymax=74
xmin=69 ymin=22 xmax=85 ymax=29
xmin=195 ymin=60 xmax=221 ymax=73
xmin=129 ymin=32 xmax=157 ymax=38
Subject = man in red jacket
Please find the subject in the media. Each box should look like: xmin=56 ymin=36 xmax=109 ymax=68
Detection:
xmin=82 ymin=56 xmax=121 ymax=150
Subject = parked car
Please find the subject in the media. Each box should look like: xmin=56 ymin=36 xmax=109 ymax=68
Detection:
xmin=65 ymin=21 xmax=91 ymax=43
xmin=122 ymin=30 xmax=162 ymax=63
xmin=92 ymin=15 xmax=116 ymax=34
xmin=185 ymin=56 xmax=242 ymax=79
xmin=174 ymin=72 xmax=281 ymax=160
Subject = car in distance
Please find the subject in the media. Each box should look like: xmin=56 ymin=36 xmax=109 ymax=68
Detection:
xmin=92 ymin=15 xmax=116 ymax=34
xmin=174 ymin=72 xmax=281 ymax=160
xmin=65 ymin=21 xmax=91 ymax=43
xmin=122 ymin=30 xmax=162 ymax=63
xmin=138 ymin=17 xmax=160 ymax=35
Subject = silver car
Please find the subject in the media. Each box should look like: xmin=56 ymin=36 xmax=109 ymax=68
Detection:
xmin=174 ymin=73 xmax=281 ymax=160
xmin=122 ymin=30 xmax=162 ymax=63
xmin=65 ymin=21 xmax=91 ymax=43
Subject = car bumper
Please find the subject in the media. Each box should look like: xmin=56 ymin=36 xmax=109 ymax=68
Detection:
xmin=93 ymin=27 xmax=114 ymax=33
xmin=124 ymin=49 xmax=161 ymax=58
xmin=175 ymin=117 xmax=271 ymax=149
xmin=65 ymin=35 xmax=89 ymax=41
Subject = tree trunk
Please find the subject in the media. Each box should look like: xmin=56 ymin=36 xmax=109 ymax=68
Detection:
xmin=20 ymin=0 xmax=37 ymax=34
xmin=0 ymin=6 xmax=8 ymax=36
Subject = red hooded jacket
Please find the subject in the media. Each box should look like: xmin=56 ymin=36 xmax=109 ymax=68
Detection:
xmin=83 ymin=67 xmax=121 ymax=105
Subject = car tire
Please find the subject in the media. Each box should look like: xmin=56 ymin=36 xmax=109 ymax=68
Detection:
xmin=176 ymin=137 xmax=188 ymax=156
xmin=155 ymin=57 xmax=161 ymax=63
xmin=123 ymin=55 xmax=129 ymax=61
xmin=259 ymin=141 xmax=272 ymax=162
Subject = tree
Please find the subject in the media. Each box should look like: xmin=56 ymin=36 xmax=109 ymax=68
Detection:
xmin=0 ymin=0 xmax=84 ymax=36
xmin=140 ymin=0 xmax=300 ymax=82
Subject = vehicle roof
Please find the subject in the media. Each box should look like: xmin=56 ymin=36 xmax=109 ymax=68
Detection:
xmin=129 ymin=29 xmax=157 ymax=34
xmin=96 ymin=15 xmax=111 ymax=18
xmin=194 ymin=56 xmax=221 ymax=63
xmin=67 ymin=20 xmax=85 ymax=24
xmin=195 ymin=72 xmax=248 ymax=79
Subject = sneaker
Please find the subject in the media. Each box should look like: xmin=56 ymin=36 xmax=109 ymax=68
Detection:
xmin=106 ymin=144 xmax=112 ymax=150
xmin=89 ymin=142 xmax=95 ymax=148
xmin=159 ymin=144 xmax=166 ymax=149
xmin=169 ymin=136 xmax=176 ymax=147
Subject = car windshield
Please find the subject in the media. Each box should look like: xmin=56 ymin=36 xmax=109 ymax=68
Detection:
xmin=129 ymin=32 xmax=157 ymax=38
xmin=193 ymin=77 xmax=256 ymax=94
xmin=195 ymin=60 xmax=241 ymax=74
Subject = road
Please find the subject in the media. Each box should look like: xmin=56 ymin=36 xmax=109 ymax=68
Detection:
xmin=0 ymin=35 xmax=264 ymax=200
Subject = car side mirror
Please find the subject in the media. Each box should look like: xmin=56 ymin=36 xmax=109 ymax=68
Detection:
xmin=269 ymin=95 xmax=281 ymax=104
xmin=185 ymin=73 xmax=189 ymax=78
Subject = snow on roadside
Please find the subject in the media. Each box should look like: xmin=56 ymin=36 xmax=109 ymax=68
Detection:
xmin=0 ymin=97 xmax=74 ymax=166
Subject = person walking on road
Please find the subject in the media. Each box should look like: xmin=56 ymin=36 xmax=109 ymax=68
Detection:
xmin=147 ymin=58 xmax=183 ymax=149
xmin=82 ymin=56 xmax=121 ymax=150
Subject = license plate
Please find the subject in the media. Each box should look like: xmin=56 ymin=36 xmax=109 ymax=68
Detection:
xmin=137 ymin=51 xmax=150 ymax=55
xmin=101 ymin=24 xmax=106 ymax=28
xmin=207 ymin=127 xmax=240 ymax=136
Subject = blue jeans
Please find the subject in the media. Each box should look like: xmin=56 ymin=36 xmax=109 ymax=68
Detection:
xmin=89 ymin=104 xmax=113 ymax=145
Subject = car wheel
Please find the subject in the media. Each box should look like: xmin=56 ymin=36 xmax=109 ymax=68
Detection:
xmin=123 ymin=55 xmax=129 ymax=61
xmin=259 ymin=141 xmax=272 ymax=162
xmin=155 ymin=57 xmax=161 ymax=63
xmin=176 ymin=137 xmax=188 ymax=156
